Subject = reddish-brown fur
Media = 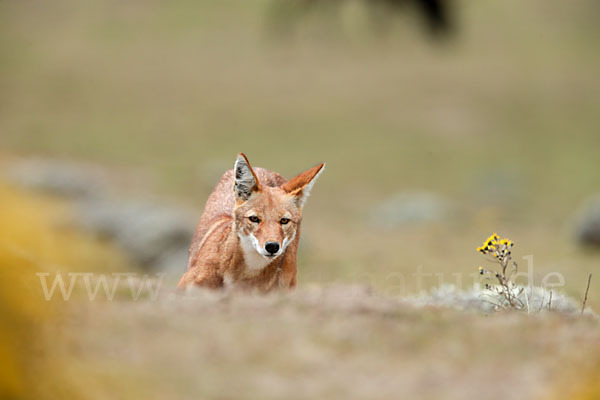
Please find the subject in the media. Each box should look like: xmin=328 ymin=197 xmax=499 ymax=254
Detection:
xmin=177 ymin=154 xmax=324 ymax=291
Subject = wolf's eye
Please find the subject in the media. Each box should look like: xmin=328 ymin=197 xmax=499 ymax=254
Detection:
xmin=248 ymin=216 xmax=260 ymax=223
xmin=280 ymin=218 xmax=290 ymax=225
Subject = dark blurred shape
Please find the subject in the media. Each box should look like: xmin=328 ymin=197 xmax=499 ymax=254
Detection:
xmin=374 ymin=0 xmax=452 ymax=35
xmin=408 ymin=0 xmax=451 ymax=34
xmin=267 ymin=0 xmax=454 ymax=39
xmin=574 ymin=195 xmax=600 ymax=247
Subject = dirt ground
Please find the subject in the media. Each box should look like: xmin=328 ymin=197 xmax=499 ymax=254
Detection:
xmin=45 ymin=286 xmax=600 ymax=400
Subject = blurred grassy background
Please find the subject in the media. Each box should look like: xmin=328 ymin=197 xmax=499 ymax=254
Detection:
xmin=2 ymin=0 xmax=600 ymax=398
xmin=1 ymin=0 xmax=599 ymax=298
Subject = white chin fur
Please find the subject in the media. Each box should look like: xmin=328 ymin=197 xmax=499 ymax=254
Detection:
xmin=238 ymin=232 xmax=295 ymax=271
xmin=238 ymin=233 xmax=274 ymax=271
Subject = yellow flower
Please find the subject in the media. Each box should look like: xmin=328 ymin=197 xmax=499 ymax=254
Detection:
xmin=488 ymin=233 xmax=499 ymax=241
xmin=478 ymin=233 xmax=514 ymax=256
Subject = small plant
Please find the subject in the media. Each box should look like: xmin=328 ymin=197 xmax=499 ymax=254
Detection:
xmin=476 ymin=234 xmax=594 ymax=314
xmin=476 ymin=233 xmax=526 ymax=310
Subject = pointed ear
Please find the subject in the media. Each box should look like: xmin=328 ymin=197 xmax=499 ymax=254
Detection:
xmin=234 ymin=153 xmax=261 ymax=202
xmin=281 ymin=162 xmax=325 ymax=207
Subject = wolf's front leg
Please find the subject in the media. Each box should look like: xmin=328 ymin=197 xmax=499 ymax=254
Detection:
xmin=177 ymin=265 xmax=223 ymax=290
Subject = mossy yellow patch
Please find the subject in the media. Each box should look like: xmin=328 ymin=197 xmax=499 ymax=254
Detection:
xmin=0 ymin=181 xmax=131 ymax=399
xmin=559 ymin=359 xmax=600 ymax=400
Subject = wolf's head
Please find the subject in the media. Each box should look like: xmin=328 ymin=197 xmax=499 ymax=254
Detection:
xmin=232 ymin=153 xmax=324 ymax=268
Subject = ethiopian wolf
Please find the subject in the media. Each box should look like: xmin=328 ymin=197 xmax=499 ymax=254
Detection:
xmin=177 ymin=153 xmax=324 ymax=291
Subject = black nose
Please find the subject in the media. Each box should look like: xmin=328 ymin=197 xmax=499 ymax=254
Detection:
xmin=265 ymin=242 xmax=280 ymax=255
